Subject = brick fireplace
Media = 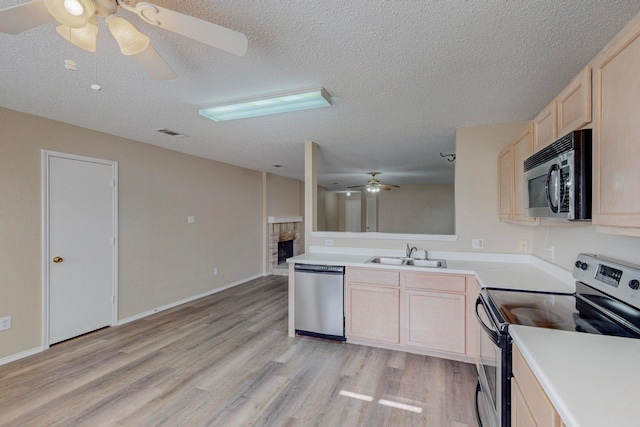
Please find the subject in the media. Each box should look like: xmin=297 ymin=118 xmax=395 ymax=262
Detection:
xmin=268 ymin=216 xmax=303 ymax=275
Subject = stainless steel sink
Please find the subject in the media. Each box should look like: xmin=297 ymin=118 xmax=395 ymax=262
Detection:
xmin=366 ymin=257 xmax=446 ymax=268
xmin=406 ymin=259 xmax=446 ymax=268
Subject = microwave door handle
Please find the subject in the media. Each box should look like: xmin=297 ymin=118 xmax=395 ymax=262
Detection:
xmin=475 ymin=296 xmax=501 ymax=346
xmin=545 ymin=164 xmax=560 ymax=213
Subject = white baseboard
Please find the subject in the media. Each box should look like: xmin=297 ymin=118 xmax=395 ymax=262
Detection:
xmin=0 ymin=346 xmax=44 ymax=367
xmin=116 ymin=273 xmax=264 ymax=325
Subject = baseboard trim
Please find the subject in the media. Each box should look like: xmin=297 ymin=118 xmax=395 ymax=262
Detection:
xmin=116 ymin=273 xmax=264 ymax=325
xmin=0 ymin=346 xmax=44 ymax=367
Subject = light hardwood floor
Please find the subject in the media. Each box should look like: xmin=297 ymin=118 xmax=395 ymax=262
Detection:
xmin=0 ymin=276 xmax=478 ymax=426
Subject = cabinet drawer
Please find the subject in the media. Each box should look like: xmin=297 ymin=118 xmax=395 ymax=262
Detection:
xmin=512 ymin=345 xmax=561 ymax=427
xmin=405 ymin=273 xmax=466 ymax=292
xmin=347 ymin=267 xmax=400 ymax=287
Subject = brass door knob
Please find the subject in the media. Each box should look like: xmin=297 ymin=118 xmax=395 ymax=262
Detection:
xmin=53 ymin=256 xmax=64 ymax=263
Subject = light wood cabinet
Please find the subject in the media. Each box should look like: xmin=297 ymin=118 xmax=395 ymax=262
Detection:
xmin=511 ymin=344 xmax=563 ymax=427
xmin=533 ymin=101 xmax=557 ymax=152
xmin=346 ymin=267 xmax=400 ymax=344
xmin=557 ymin=66 xmax=591 ymax=137
xmin=405 ymin=273 xmax=466 ymax=354
xmin=591 ymin=13 xmax=640 ymax=236
xmin=499 ymin=123 xmax=538 ymax=225
xmin=347 ymin=284 xmax=400 ymax=343
xmin=345 ymin=267 xmax=479 ymax=362
xmin=533 ymin=66 xmax=591 ymax=153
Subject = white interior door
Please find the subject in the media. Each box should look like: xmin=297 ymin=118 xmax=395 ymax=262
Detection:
xmin=345 ymin=199 xmax=361 ymax=232
xmin=45 ymin=152 xmax=117 ymax=345
xmin=366 ymin=196 xmax=377 ymax=232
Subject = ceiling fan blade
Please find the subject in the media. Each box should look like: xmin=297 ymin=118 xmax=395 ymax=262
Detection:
xmin=347 ymin=184 xmax=366 ymax=189
xmin=133 ymin=44 xmax=176 ymax=80
xmin=121 ymin=2 xmax=248 ymax=56
xmin=0 ymin=0 xmax=53 ymax=34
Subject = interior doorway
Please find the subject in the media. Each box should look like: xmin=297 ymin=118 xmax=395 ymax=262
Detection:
xmin=42 ymin=150 xmax=118 ymax=346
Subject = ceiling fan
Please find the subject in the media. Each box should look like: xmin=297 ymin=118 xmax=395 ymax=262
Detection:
xmin=347 ymin=172 xmax=400 ymax=194
xmin=0 ymin=0 xmax=248 ymax=80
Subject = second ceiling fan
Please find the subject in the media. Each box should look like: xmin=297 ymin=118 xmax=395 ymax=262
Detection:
xmin=0 ymin=0 xmax=248 ymax=80
xmin=348 ymin=172 xmax=400 ymax=194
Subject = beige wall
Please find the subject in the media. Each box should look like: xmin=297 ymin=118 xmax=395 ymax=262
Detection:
xmin=377 ymin=184 xmax=454 ymax=234
xmin=265 ymin=173 xmax=303 ymax=217
xmin=0 ymin=107 xmax=263 ymax=360
xmin=308 ymin=121 xmax=534 ymax=253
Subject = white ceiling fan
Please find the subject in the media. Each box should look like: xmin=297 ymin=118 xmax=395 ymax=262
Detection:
xmin=0 ymin=0 xmax=248 ymax=80
xmin=347 ymin=172 xmax=400 ymax=194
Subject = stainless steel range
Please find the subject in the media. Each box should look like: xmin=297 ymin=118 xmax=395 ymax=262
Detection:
xmin=475 ymin=254 xmax=640 ymax=427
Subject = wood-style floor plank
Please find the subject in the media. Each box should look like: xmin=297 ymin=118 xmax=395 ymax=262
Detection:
xmin=0 ymin=275 xmax=478 ymax=426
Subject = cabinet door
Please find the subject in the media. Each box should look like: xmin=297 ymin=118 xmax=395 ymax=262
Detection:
xmin=346 ymin=284 xmax=399 ymax=344
xmin=498 ymin=146 xmax=513 ymax=220
xmin=533 ymin=101 xmax=557 ymax=152
xmin=512 ymin=124 xmax=537 ymax=223
xmin=405 ymin=289 xmax=465 ymax=354
xmin=511 ymin=377 xmax=538 ymax=427
xmin=557 ymin=65 xmax=591 ymax=137
xmin=592 ymin=14 xmax=640 ymax=232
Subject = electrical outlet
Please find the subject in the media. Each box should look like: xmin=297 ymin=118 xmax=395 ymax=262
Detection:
xmin=519 ymin=239 xmax=528 ymax=252
xmin=325 ymin=239 xmax=334 ymax=246
xmin=472 ymin=238 xmax=484 ymax=250
xmin=213 ymin=267 xmax=218 ymax=276
xmin=187 ymin=215 xmax=195 ymax=224
xmin=0 ymin=316 xmax=11 ymax=331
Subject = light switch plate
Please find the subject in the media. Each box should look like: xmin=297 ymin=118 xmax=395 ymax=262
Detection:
xmin=187 ymin=216 xmax=195 ymax=224
xmin=0 ymin=316 xmax=11 ymax=331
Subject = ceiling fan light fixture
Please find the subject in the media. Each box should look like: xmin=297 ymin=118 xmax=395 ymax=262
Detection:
xmin=106 ymin=15 xmax=150 ymax=56
xmin=43 ymin=0 xmax=94 ymax=28
xmin=199 ymin=88 xmax=332 ymax=122
xmin=56 ymin=18 xmax=98 ymax=52
xmin=63 ymin=0 xmax=83 ymax=16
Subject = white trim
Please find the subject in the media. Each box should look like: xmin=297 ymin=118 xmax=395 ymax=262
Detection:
xmin=116 ymin=273 xmax=264 ymax=325
xmin=0 ymin=346 xmax=44 ymax=367
xmin=41 ymin=150 xmax=119 ymax=349
xmin=311 ymin=231 xmax=458 ymax=241
xmin=268 ymin=216 xmax=304 ymax=223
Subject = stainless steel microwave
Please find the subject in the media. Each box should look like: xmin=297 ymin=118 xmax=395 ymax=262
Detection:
xmin=523 ymin=129 xmax=592 ymax=220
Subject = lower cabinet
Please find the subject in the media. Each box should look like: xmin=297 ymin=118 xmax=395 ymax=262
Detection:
xmin=347 ymin=283 xmax=400 ymax=344
xmin=345 ymin=267 xmax=478 ymax=361
xmin=511 ymin=344 xmax=564 ymax=427
xmin=404 ymin=272 xmax=467 ymax=354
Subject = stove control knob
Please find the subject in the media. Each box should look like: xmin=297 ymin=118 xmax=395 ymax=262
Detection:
xmin=575 ymin=261 xmax=588 ymax=270
xmin=629 ymin=279 xmax=640 ymax=290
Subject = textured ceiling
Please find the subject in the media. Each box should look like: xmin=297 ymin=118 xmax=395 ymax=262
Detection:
xmin=2 ymin=1 xmax=640 ymax=190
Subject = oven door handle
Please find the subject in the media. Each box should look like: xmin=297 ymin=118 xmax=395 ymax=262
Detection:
xmin=475 ymin=296 xmax=501 ymax=346
xmin=475 ymin=380 xmax=484 ymax=427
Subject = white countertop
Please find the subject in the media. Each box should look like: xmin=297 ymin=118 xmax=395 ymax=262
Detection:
xmin=288 ymin=251 xmax=574 ymax=293
xmin=510 ymin=326 xmax=640 ymax=427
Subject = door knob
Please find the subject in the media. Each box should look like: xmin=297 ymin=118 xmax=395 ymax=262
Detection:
xmin=53 ymin=256 xmax=64 ymax=263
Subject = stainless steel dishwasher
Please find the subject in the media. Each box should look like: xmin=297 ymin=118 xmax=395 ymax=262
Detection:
xmin=294 ymin=264 xmax=346 ymax=341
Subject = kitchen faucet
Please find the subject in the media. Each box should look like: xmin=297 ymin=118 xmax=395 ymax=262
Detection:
xmin=406 ymin=243 xmax=418 ymax=258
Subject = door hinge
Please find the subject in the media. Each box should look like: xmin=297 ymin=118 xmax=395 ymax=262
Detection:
xmin=110 ymin=179 xmax=115 ymax=187
xmin=112 ymin=295 xmax=116 ymax=304
xmin=111 ymin=237 xmax=116 ymax=245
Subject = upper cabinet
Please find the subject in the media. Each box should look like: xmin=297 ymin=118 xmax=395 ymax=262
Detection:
xmin=533 ymin=66 xmax=592 ymax=153
xmin=591 ymin=13 xmax=640 ymax=236
xmin=533 ymin=101 xmax=557 ymax=151
xmin=499 ymin=123 xmax=539 ymax=225
xmin=557 ymin=66 xmax=592 ymax=137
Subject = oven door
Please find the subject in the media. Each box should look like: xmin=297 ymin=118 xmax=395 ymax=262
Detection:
xmin=475 ymin=295 xmax=505 ymax=427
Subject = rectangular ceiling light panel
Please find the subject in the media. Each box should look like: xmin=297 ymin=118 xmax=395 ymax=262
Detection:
xmin=199 ymin=88 xmax=331 ymax=122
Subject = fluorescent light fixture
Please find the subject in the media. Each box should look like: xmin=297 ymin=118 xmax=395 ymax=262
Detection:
xmin=199 ymin=88 xmax=332 ymax=122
